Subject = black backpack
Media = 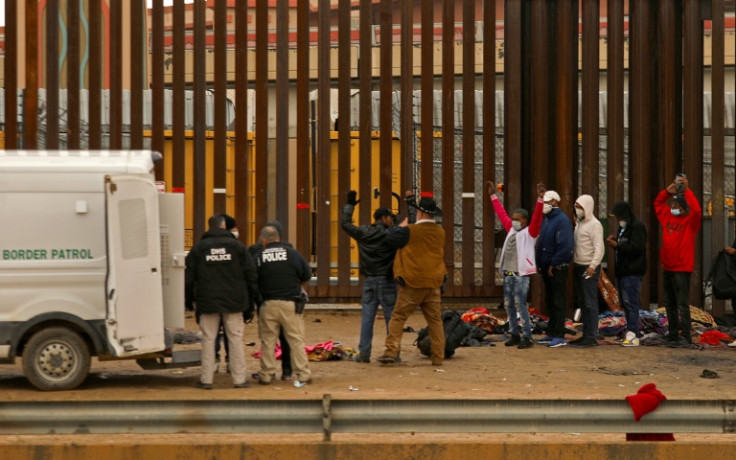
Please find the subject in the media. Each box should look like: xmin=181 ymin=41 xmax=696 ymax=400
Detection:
xmin=707 ymin=251 xmax=736 ymax=300
xmin=415 ymin=309 xmax=469 ymax=359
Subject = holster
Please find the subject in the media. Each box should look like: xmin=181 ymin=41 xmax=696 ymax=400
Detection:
xmin=293 ymin=292 xmax=308 ymax=314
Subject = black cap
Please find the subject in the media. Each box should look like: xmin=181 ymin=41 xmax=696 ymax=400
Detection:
xmin=373 ymin=207 xmax=394 ymax=220
xmin=221 ymin=214 xmax=237 ymax=230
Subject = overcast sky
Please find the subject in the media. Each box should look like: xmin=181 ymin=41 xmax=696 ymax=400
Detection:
xmin=0 ymin=1 xmax=197 ymax=26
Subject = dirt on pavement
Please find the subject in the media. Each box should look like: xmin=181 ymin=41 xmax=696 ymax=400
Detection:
xmin=1 ymin=306 xmax=734 ymax=402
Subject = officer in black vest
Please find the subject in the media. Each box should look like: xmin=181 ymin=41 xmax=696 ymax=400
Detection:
xmin=185 ymin=215 xmax=259 ymax=389
xmin=248 ymin=220 xmax=293 ymax=381
xmin=255 ymin=225 xmax=312 ymax=386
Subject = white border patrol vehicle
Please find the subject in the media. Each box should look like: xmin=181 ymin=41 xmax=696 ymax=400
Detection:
xmin=0 ymin=150 xmax=197 ymax=390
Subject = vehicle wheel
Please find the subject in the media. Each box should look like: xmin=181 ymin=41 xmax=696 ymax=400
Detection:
xmin=22 ymin=327 xmax=91 ymax=391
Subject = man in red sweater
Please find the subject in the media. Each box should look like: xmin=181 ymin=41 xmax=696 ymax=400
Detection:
xmin=653 ymin=174 xmax=702 ymax=345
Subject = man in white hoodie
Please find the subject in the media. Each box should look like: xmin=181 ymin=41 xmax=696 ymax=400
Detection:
xmin=487 ymin=181 xmax=546 ymax=349
xmin=570 ymin=194 xmax=605 ymax=347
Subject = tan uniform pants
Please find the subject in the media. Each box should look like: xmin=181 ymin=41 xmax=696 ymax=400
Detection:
xmin=199 ymin=312 xmax=247 ymax=385
xmin=257 ymin=299 xmax=311 ymax=383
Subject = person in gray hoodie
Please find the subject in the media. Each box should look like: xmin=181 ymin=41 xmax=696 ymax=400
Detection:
xmin=570 ymin=194 xmax=605 ymax=347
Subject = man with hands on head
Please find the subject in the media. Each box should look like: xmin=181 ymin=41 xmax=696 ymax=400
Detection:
xmin=341 ymin=190 xmax=398 ymax=364
xmin=653 ymin=174 xmax=702 ymax=346
xmin=487 ymin=181 xmax=546 ymax=349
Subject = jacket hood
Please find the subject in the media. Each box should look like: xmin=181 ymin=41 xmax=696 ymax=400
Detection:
xmin=575 ymin=194 xmax=595 ymax=222
xmin=611 ymin=201 xmax=634 ymax=224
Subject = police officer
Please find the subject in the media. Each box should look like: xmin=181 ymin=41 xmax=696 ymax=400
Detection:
xmin=213 ymin=214 xmax=239 ymax=368
xmin=185 ymin=215 xmax=259 ymax=389
xmin=248 ymin=220 xmax=293 ymax=381
xmin=255 ymin=225 xmax=313 ymax=385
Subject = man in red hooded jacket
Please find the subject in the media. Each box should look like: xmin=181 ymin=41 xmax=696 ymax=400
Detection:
xmin=653 ymin=175 xmax=702 ymax=345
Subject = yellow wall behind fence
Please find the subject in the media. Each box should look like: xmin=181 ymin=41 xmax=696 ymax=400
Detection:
xmin=144 ymin=130 xmax=256 ymax=250
xmin=146 ymin=130 xmax=402 ymax=274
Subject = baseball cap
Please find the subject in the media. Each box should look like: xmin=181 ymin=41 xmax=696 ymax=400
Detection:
xmin=543 ymin=190 xmax=561 ymax=202
xmin=373 ymin=207 xmax=394 ymax=220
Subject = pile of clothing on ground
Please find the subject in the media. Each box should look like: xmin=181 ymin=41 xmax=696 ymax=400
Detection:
xmin=498 ymin=304 xmax=736 ymax=348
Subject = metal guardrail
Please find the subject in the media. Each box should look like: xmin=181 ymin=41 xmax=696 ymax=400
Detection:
xmin=1 ymin=397 xmax=735 ymax=440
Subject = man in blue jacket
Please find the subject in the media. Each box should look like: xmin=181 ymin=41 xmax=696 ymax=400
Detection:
xmin=535 ymin=190 xmax=574 ymax=348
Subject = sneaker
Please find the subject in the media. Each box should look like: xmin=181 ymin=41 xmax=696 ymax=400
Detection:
xmin=536 ymin=335 xmax=553 ymax=344
xmin=233 ymin=382 xmax=250 ymax=389
xmin=729 ymin=339 xmax=736 ymax=348
xmin=196 ymin=381 xmax=213 ymax=390
xmin=621 ymin=331 xmax=640 ymax=347
xmin=548 ymin=338 xmax=567 ymax=348
xmin=352 ymin=354 xmax=370 ymax=363
xmin=517 ymin=337 xmax=534 ymax=349
xmin=504 ymin=335 xmax=521 ymax=347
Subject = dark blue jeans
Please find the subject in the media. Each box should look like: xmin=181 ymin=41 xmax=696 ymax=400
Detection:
xmin=617 ymin=275 xmax=642 ymax=334
xmin=663 ymin=270 xmax=692 ymax=341
xmin=541 ymin=265 xmax=569 ymax=339
xmin=358 ymin=277 xmax=397 ymax=358
xmin=503 ymin=274 xmax=532 ymax=338
xmin=574 ymin=265 xmax=601 ymax=339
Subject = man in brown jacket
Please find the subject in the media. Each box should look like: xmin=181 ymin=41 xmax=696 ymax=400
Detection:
xmin=377 ymin=193 xmax=447 ymax=366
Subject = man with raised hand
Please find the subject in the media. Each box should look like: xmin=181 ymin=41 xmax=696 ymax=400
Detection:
xmin=341 ymin=190 xmax=398 ymax=364
xmin=653 ymin=174 xmax=702 ymax=346
xmin=488 ymin=181 xmax=545 ymax=349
